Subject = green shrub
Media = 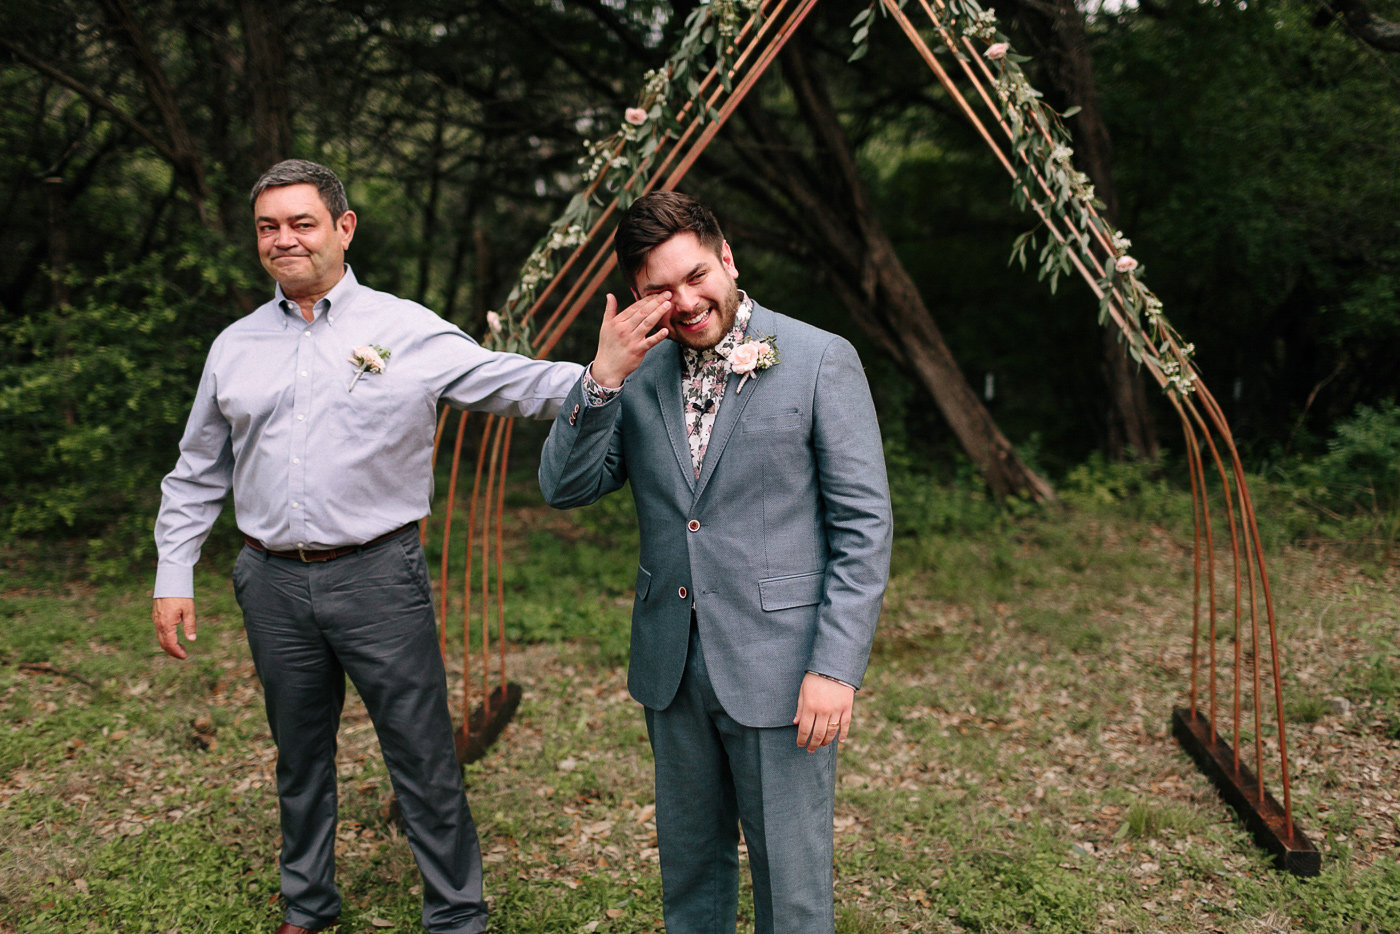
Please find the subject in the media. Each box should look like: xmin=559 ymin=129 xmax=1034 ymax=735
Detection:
xmin=1274 ymin=401 xmax=1400 ymax=556
xmin=1313 ymin=401 xmax=1400 ymax=514
xmin=0 ymin=240 xmax=252 ymax=569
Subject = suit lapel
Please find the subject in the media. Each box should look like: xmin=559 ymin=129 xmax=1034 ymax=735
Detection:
xmin=651 ymin=340 xmax=696 ymax=494
xmin=691 ymin=303 xmax=773 ymax=505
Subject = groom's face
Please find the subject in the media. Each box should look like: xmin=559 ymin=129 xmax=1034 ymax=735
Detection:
xmin=632 ymin=232 xmax=740 ymax=352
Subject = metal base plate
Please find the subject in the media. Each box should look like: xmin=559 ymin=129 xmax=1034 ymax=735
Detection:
xmin=454 ymin=683 xmax=523 ymax=765
xmin=1172 ymin=707 xmax=1320 ymax=877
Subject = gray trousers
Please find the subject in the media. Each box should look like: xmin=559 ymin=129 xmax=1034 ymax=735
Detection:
xmin=645 ymin=621 xmax=838 ymax=934
xmin=233 ymin=527 xmax=487 ymax=934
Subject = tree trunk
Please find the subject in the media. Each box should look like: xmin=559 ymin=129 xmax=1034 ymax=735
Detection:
xmin=44 ymin=176 xmax=76 ymax=426
xmin=238 ymin=0 xmax=293 ymax=172
xmin=416 ymin=94 xmax=447 ymax=306
xmin=725 ymin=39 xmax=1056 ymax=502
xmin=1013 ymin=0 xmax=1159 ymax=460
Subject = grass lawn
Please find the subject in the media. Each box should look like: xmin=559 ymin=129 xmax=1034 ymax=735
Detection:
xmin=2 ymin=472 xmax=1398 ymax=933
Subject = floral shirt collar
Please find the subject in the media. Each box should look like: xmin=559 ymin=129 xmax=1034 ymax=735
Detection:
xmin=680 ymin=293 xmax=753 ymax=378
xmin=679 ymin=291 xmax=753 ymax=478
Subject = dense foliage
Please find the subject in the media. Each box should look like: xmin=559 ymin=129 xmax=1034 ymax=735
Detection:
xmin=2 ymin=0 xmax=1397 ymax=558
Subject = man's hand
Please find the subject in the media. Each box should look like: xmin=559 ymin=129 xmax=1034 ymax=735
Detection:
xmin=590 ymin=292 xmax=671 ymax=389
xmin=153 ymin=598 xmax=197 ymax=659
xmin=793 ymin=673 xmax=855 ymax=752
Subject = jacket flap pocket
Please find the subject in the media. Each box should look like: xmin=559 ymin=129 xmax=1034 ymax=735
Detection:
xmin=759 ymin=571 xmax=825 ymax=611
xmin=741 ymin=410 xmax=802 ymax=434
xmin=635 ymin=565 xmax=653 ymax=600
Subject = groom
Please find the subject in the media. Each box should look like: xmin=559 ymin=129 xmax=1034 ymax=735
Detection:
xmin=540 ymin=191 xmax=892 ymax=934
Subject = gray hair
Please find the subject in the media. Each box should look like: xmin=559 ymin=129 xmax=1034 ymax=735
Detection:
xmin=249 ymin=159 xmax=349 ymax=220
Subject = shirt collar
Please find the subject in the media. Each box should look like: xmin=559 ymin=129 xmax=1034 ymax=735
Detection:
xmin=682 ymin=290 xmax=754 ymax=371
xmin=275 ymin=264 xmax=360 ymax=329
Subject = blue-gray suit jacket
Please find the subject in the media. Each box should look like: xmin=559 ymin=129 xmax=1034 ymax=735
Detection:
xmin=539 ymin=303 xmax=892 ymax=728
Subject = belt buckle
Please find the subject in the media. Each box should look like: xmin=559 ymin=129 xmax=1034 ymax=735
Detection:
xmin=297 ymin=543 xmax=309 ymax=563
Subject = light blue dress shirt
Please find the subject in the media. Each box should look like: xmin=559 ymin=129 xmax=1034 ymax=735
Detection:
xmin=154 ymin=266 xmax=583 ymax=599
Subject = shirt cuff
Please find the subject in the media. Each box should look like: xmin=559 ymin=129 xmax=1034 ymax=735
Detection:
xmin=807 ymin=670 xmax=858 ymax=692
xmin=582 ymin=363 xmax=623 ymax=408
xmin=153 ymin=563 xmax=195 ymax=600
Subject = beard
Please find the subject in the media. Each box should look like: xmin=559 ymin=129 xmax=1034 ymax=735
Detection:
xmin=671 ymin=280 xmax=741 ymax=351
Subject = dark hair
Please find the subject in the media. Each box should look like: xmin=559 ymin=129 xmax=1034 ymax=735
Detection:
xmin=249 ymin=159 xmax=349 ymax=221
xmin=615 ymin=191 xmax=725 ymax=284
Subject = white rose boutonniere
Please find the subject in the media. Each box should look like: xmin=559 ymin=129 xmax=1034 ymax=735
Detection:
xmin=728 ymin=335 xmax=779 ymax=394
xmin=348 ymin=344 xmax=391 ymax=392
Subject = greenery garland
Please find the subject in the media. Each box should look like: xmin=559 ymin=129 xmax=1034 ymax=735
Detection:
xmin=486 ymin=0 xmax=1196 ymax=401
xmin=482 ymin=0 xmax=763 ymax=357
xmin=853 ymin=0 xmax=1198 ymax=397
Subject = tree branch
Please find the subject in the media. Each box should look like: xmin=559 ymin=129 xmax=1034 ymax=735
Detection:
xmin=0 ymin=39 xmax=181 ymax=167
xmin=1318 ymin=0 xmax=1400 ymax=52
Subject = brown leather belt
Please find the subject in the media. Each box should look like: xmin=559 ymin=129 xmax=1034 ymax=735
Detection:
xmin=244 ymin=522 xmax=417 ymax=563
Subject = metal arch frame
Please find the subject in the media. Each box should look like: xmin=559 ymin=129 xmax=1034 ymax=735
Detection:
xmin=417 ymin=0 xmax=1319 ymax=875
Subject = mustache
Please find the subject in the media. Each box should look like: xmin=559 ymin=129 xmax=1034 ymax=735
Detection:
xmin=269 ymin=249 xmax=311 ymax=258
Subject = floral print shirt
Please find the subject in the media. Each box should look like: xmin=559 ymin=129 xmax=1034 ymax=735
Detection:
xmin=679 ymin=295 xmax=752 ymax=478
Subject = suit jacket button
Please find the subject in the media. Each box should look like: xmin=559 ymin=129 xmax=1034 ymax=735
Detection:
xmin=569 ymin=413 xmax=577 ymax=426
xmin=687 ymin=519 xmax=700 ymax=532
xmin=678 ymin=586 xmax=688 ymax=599
xmin=572 ymin=403 xmax=580 ymax=415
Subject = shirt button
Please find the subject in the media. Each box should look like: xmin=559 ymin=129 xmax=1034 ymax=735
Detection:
xmin=678 ymin=586 xmax=688 ymax=600
xmin=292 ymin=458 xmax=301 ymax=465
xmin=296 ymin=413 xmax=305 ymax=421
xmin=687 ymin=520 xmax=700 ymax=532
xmin=291 ymin=502 xmax=300 ymax=509
xmin=300 ymin=370 xmax=308 ymax=377
xmin=302 ymin=331 xmax=311 ymax=338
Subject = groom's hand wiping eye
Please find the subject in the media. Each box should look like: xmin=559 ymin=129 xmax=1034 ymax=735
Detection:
xmin=591 ymin=291 xmax=671 ymax=389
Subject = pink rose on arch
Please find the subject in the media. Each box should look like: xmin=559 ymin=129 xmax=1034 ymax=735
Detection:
xmin=625 ymin=108 xmax=649 ymax=126
xmin=487 ymin=311 xmax=503 ymax=334
xmin=1115 ymin=255 xmax=1139 ymax=274
xmin=985 ymin=42 xmax=1009 ymax=60
xmin=729 ymin=341 xmax=762 ymax=374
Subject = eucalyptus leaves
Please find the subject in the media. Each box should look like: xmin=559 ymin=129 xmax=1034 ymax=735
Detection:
xmin=852 ymin=0 xmax=1197 ymax=397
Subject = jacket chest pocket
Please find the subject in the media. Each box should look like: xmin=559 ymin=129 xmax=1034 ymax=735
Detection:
xmin=741 ymin=410 xmax=803 ymax=434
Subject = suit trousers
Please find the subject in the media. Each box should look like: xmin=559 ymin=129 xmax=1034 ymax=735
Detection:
xmin=645 ymin=619 xmax=838 ymax=934
xmin=233 ymin=527 xmax=487 ymax=934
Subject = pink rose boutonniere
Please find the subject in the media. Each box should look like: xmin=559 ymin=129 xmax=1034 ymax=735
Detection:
xmin=728 ymin=335 xmax=780 ymax=394
xmin=347 ymin=344 xmax=391 ymax=392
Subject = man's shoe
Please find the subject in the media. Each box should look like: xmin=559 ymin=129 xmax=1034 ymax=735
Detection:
xmin=274 ymin=921 xmax=338 ymax=934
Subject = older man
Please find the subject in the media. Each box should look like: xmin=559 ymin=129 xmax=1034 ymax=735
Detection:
xmin=152 ymin=159 xmax=582 ymax=934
